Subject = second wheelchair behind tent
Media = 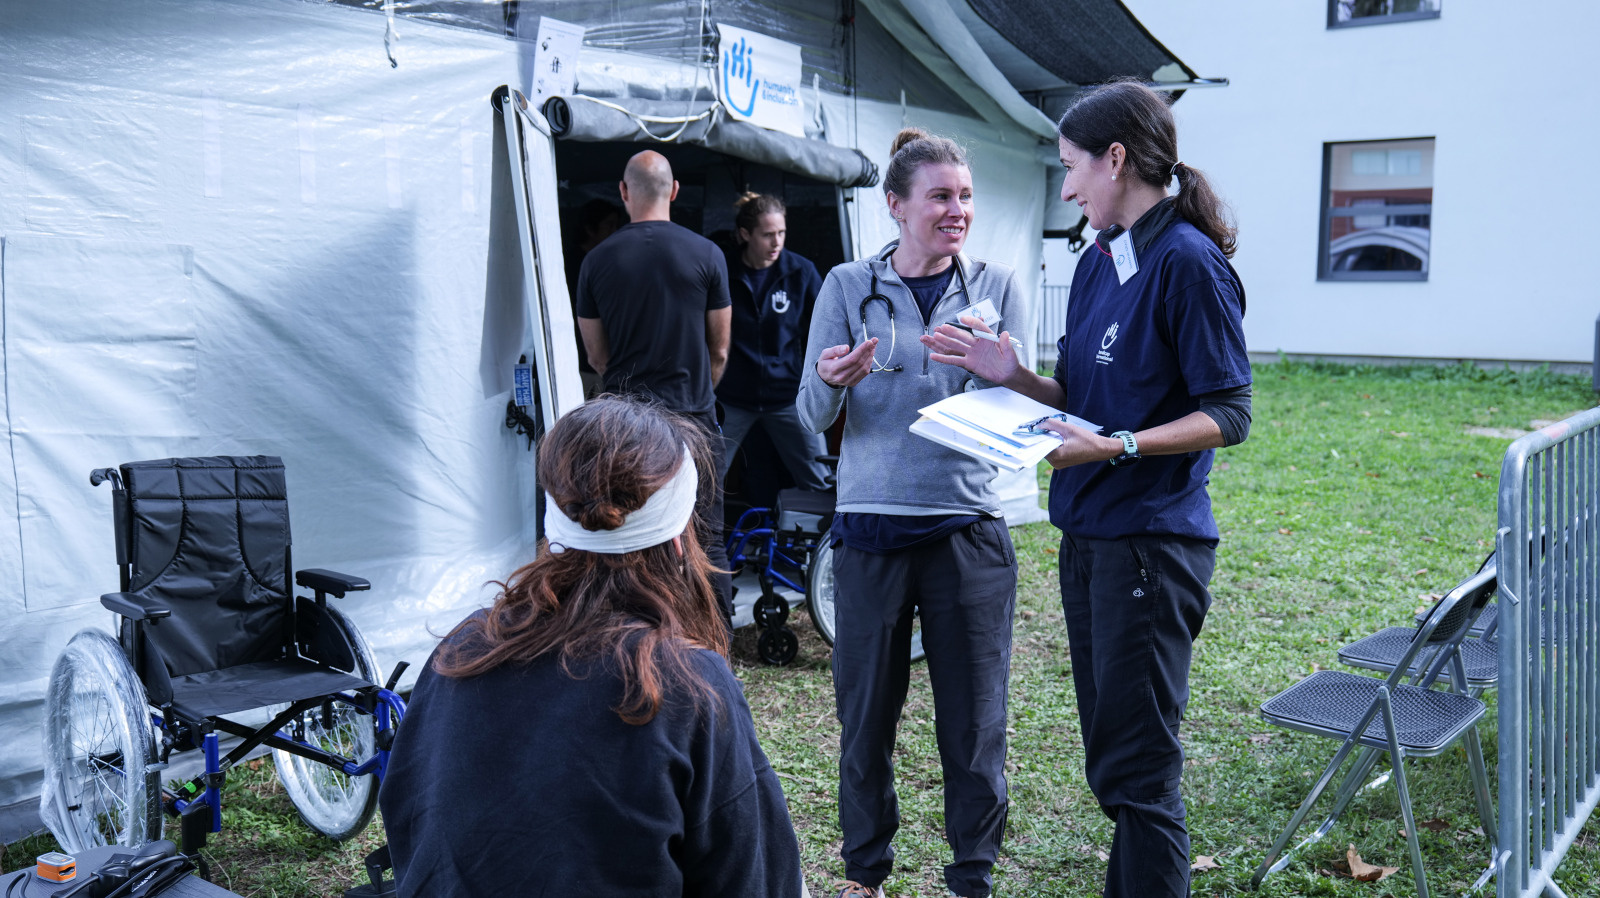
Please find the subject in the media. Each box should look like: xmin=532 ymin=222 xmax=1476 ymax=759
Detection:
xmin=726 ymin=485 xmax=925 ymax=666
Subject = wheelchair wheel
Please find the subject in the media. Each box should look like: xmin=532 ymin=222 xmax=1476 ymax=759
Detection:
xmin=270 ymin=606 xmax=382 ymax=841
xmin=41 ymin=630 xmax=161 ymax=852
xmin=807 ymin=537 xmax=926 ymax=663
xmin=757 ymin=626 xmax=799 ymax=666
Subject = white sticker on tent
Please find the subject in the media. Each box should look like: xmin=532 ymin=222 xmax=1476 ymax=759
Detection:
xmin=716 ymin=24 xmax=805 ymax=139
xmin=531 ymin=17 xmax=584 ymax=102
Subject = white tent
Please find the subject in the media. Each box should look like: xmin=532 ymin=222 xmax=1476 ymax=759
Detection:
xmin=0 ymin=0 xmax=1201 ymax=839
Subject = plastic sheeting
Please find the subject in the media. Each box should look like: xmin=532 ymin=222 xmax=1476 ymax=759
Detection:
xmin=0 ymin=0 xmax=1058 ymax=840
xmin=542 ymin=96 xmax=879 ymax=188
xmin=0 ymin=0 xmax=531 ymax=838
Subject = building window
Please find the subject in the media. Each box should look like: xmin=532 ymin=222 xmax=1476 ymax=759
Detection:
xmin=1319 ymin=138 xmax=1434 ymax=281
xmin=1328 ymin=1 xmax=1442 ymax=28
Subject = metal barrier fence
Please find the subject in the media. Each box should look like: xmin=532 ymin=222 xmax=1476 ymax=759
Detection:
xmin=1497 ymin=407 xmax=1600 ymax=898
xmin=1036 ymin=285 xmax=1071 ymax=361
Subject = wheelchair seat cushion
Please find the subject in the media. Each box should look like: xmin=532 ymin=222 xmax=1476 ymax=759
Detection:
xmin=776 ymin=488 xmax=836 ymax=533
xmin=169 ymin=658 xmax=372 ymax=720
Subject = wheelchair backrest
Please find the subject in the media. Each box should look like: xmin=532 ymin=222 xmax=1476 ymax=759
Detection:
xmin=118 ymin=455 xmax=293 ymax=678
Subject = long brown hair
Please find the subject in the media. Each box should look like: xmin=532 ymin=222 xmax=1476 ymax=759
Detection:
xmin=1056 ymin=79 xmax=1237 ymax=258
xmin=433 ymin=396 xmax=729 ymax=725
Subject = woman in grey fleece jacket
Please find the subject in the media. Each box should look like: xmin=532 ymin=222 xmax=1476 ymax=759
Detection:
xmin=796 ymin=127 xmax=1024 ymax=898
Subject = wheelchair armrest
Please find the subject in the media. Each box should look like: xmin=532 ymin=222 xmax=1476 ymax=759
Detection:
xmin=295 ymin=568 xmax=370 ymax=598
xmin=101 ymin=592 xmax=172 ymax=621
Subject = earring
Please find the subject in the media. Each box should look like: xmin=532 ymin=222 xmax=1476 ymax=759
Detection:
xmin=1111 ymin=174 xmax=1118 ymax=181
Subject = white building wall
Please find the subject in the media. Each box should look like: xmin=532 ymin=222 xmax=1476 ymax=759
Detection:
xmin=1109 ymin=1 xmax=1600 ymax=364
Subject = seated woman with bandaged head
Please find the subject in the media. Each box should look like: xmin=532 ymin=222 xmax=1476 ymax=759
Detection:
xmin=380 ymin=395 xmax=804 ymax=897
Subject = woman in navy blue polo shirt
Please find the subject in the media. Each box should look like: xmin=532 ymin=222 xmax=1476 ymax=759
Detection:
xmin=925 ymin=80 xmax=1250 ymax=898
xmin=717 ymin=192 xmax=830 ymax=491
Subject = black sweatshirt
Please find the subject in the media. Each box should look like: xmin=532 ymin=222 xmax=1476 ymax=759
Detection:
xmin=380 ymin=624 xmax=803 ymax=897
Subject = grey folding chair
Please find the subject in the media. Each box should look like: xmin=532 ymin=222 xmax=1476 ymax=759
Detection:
xmin=1342 ymin=553 xmax=1500 ymax=696
xmin=1249 ymin=563 xmax=1499 ymax=898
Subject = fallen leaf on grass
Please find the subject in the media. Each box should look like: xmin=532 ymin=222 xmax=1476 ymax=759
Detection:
xmin=1044 ymin=546 xmax=1057 ymax=555
xmin=1332 ymin=845 xmax=1399 ymax=882
xmin=1096 ymin=850 xmax=1110 ymax=862
xmin=1277 ymin=528 xmax=1294 ymax=535
xmin=1419 ymin=818 xmax=1450 ymax=832
xmin=1365 ymin=471 xmax=1381 ymax=478
xmin=1020 ymin=609 xmax=1037 ymax=620
xmin=1247 ymin=734 xmax=1273 ymax=745
xmin=1412 ymin=568 xmax=1429 ymax=577
xmin=247 ymin=758 xmax=264 ymax=771
xmin=1420 ymin=535 xmax=1437 ymax=542
xmin=1474 ymin=471 xmax=1487 ymax=478
xmin=1190 ymin=855 xmax=1223 ymax=872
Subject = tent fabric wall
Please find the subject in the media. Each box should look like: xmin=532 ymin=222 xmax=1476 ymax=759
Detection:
xmin=0 ymin=0 xmax=530 ymax=839
xmin=0 ymin=0 xmax=1063 ymax=840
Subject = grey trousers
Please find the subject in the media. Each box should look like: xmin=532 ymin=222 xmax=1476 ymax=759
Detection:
xmin=832 ymin=518 xmax=1017 ymax=898
xmin=719 ymin=402 xmax=831 ymax=492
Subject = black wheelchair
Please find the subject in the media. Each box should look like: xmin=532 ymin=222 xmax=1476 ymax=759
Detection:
xmin=725 ymin=486 xmax=925 ymax=666
xmin=39 ymin=456 xmax=407 ymax=854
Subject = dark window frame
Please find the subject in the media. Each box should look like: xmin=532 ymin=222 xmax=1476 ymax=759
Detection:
xmin=1327 ymin=1 xmax=1442 ymax=29
xmin=1317 ymin=138 xmax=1433 ymax=283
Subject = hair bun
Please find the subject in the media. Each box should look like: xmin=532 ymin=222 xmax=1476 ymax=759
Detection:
xmin=891 ymin=127 xmax=932 ymax=156
xmin=733 ymin=190 xmax=761 ymax=210
xmin=563 ymin=497 xmax=627 ymax=531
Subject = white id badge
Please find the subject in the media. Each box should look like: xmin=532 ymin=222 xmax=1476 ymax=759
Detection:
xmin=1110 ymin=230 xmax=1139 ymax=285
xmin=956 ymin=298 xmax=1002 ymax=341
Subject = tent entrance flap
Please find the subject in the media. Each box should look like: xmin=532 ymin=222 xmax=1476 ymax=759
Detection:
xmin=484 ymin=88 xmax=585 ymax=425
xmin=542 ymin=95 xmax=879 ymax=190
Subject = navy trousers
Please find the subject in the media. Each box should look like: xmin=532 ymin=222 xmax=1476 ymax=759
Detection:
xmin=684 ymin=409 xmax=734 ymax=623
xmin=1057 ymin=533 xmax=1214 ymax=898
xmin=832 ymin=518 xmax=1017 ymax=898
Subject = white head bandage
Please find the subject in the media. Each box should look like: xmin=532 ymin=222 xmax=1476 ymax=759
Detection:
xmin=543 ymin=445 xmax=698 ymax=554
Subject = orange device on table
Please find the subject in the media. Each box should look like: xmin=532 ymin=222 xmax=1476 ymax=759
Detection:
xmin=35 ymin=851 xmax=77 ymax=882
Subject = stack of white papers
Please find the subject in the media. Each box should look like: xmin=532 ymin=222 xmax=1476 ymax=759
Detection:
xmin=910 ymin=387 xmax=1101 ymax=472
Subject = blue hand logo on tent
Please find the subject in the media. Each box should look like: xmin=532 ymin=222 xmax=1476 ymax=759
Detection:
xmin=724 ymin=37 xmax=760 ymax=116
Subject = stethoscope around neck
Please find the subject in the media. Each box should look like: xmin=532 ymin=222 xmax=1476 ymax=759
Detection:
xmin=858 ymin=255 xmax=970 ymax=374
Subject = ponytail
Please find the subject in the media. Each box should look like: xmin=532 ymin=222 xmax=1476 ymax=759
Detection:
xmin=1172 ymin=163 xmax=1236 ymax=259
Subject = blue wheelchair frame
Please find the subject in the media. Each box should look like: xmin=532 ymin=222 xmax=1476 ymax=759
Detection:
xmin=725 ymin=505 xmax=816 ymax=597
xmin=158 ymin=684 xmax=408 ymax=836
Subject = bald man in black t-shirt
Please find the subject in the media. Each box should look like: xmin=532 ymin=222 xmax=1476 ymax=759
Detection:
xmin=577 ymin=150 xmax=734 ymax=619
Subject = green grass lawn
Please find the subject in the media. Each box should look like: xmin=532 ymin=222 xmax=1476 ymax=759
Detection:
xmin=7 ymin=360 xmax=1600 ymax=897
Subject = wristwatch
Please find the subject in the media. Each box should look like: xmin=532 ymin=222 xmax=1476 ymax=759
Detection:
xmin=1108 ymin=430 xmax=1141 ymax=467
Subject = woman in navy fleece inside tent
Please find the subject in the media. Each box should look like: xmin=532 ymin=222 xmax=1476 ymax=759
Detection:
xmin=926 ymin=80 xmax=1251 ymax=898
xmin=380 ymin=396 xmax=803 ymax=897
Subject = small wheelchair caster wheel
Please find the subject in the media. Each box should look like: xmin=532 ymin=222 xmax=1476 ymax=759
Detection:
xmin=757 ymin=626 xmax=799 ymax=666
xmin=753 ymin=592 xmax=790 ymax=628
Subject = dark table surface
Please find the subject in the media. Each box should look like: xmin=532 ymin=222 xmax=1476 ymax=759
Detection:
xmin=1 ymin=845 xmax=242 ymax=898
